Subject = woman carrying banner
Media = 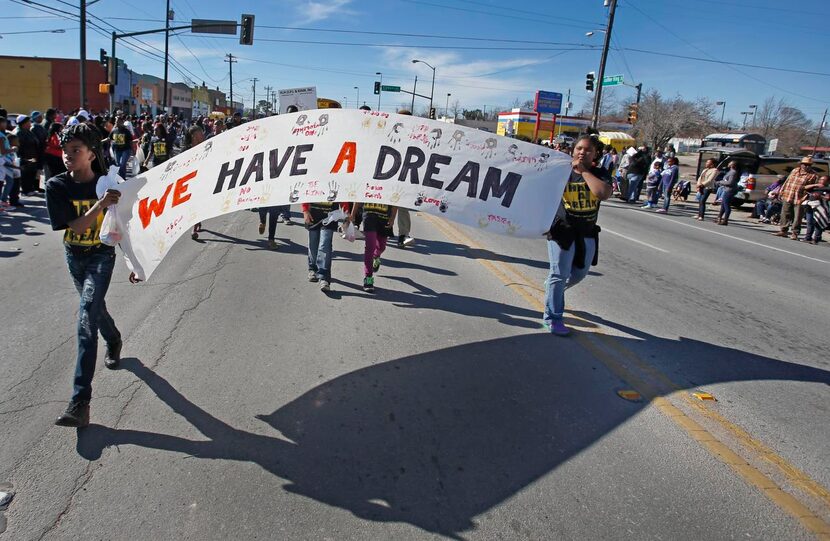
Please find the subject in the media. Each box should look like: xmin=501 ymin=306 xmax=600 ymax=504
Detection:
xmin=302 ymin=201 xmax=351 ymax=292
xmin=543 ymin=134 xmax=613 ymax=336
xmin=45 ymin=123 xmax=125 ymax=427
xmin=350 ymin=202 xmax=397 ymax=293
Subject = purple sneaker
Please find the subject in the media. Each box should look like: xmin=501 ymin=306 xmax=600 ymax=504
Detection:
xmin=543 ymin=321 xmax=571 ymax=336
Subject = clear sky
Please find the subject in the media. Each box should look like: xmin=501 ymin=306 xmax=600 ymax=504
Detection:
xmin=3 ymin=0 xmax=829 ymax=125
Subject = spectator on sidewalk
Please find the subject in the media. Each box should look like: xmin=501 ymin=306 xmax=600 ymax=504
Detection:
xmin=656 ymin=157 xmax=679 ymax=214
xmin=802 ymin=175 xmax=830 ymax=245
xmin=715 ymin=160 xmax=740 ymax=226
xmin=625 ymin=146 xmax=649 ymax=203
xmin=642 ymin=161 xmax=662 ymax=209
xmin=696 ymin=158 xmax=719 ymax=220
xmin=15 ymin=115 xmax=43 ymax=195
xmin=754 ymin=175 xmax=784 ymax=223
xmin=773 ymin=156 xmax=817 ymax=240
xmin=44 ymin=122 xmax=66 ymax=178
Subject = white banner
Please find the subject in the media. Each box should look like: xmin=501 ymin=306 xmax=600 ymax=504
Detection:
xmin=112 ymin=110 xmax=571 ymax=280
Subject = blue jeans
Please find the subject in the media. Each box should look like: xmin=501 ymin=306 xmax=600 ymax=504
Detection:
xmin=115 ymin=149 xmax=131 ymax=179
xmin=805 ymin=207 xmax=824 ymax=242
xmin=661 ymin=184 xmax=673 ymax=210
xmin=307 ymin=227 xmax=335 ymax=280
xmin=626 ymin=173 xmax=643 ymax=202
xmin=65 ymin=247 xmax=121 ymax=402
xmin=1 ymin=174 xmax=14 ymax=202
xmin=720 ymin=190 xmax=735 ymax=220
xmin=698 ymin=188 xmax=712 ymax=217
xmin=543 ymin=238 xmax=596 ymax=323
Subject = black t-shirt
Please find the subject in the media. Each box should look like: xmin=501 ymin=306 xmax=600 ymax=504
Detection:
xmin=556 ymin=166 xmax=613 ymax=227
xmin=45 ymin=172 xmax=113 ymax=251
xmin=306 ymin=201 xmax=340 ymax=231
xmin=361 ymin=203 xmax=393 ymax=236
xmin=150 ymin=136 xmax=169 ymax=164
xmin=110 ymin=126 xmax=133 ymax=151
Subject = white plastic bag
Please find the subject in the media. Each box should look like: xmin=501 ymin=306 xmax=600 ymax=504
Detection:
xmin=341 ymin=221 xmax=356 ymax=242
xmin=97 ymin=166 xmax=126 ymax=246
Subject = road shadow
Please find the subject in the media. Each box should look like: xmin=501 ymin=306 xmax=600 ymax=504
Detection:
xmin=333 ymin=249 xmax=458 ymax=277
xmin=410 ymin=238 xmax=549 ymax=271
xmin=76 ymin=330 xmax=830 ymax=538
xmin=0 ymin=197 xmax=51 ymax=240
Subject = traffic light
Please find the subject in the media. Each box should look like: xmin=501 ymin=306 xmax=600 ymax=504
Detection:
xmin=99 ymin=48 xmax=108 ymax=66
xmin=585 ymin=72 xmax=595 ymax=92
xmin=429 ymin=107 xmax=436 ymax=120
xmin=98 ymin=83 xmax=113 ymax=94
xmin=373 ymin=81 xmax=381 ymax=95
xmin=627 ymin=103 xmax=638 ymax=123
xmin=239 ymin=14 xmax=255 ymax=45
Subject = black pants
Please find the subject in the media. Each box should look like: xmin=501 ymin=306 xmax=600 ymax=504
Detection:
xmin=20 ymin=162 xmax=39 ymax=194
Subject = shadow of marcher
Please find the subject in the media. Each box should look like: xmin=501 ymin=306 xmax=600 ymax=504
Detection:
xmin=410 ymin=238 xmax=549 ymax=271
xmin=77 ymin=331 xmax=830 ymax=538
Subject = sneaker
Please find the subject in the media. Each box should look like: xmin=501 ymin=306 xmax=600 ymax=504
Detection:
xmin=640 ymin=204 xmax=651 ymax=208
xmin=104 ymin=340 xmax=122 ymax=369
xmin=191 ymin=232 xmax=199 ymax=240
xmin=277 ymin=214 xmax=285 ymax=223
xmin=363 ymin=276 xmax=375 ymax=293
xmin=258 ymin=222 xmax=266 ymax=234
xmin=656 ymin=208 xmax=667 ymax=213
xmin=372 ymin=257 xmax=381 ymax=272
xmin=319 ymin=280 xmax=330 ymax=292
xmin=55 ymin=400 xmax=90 ymax=427
xmin=284 ymin=217 xmax=293 ymax=226
xmin=402 ymin=236 xmax=414 ymax=246
xmin=543 ymin=321 xmax=571 ymax=336
xmin=308 ymin=270 xmax=319 ymax=282
xmin=267 ymin=239 xmax=278 ymax=249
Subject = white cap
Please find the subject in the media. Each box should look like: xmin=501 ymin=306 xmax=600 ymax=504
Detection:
xmin=76 ymin=109 xmax=90 ymax=121
xmin=66 ymin=116 xmax=80 ymax=126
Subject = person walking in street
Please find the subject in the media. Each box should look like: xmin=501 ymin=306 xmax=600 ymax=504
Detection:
xmin=655 ymin=157 xmax=679 ymax=214
xmin=45 ymin=123 xmax=125 ymax=428
xmin=543 ymin=134 xmax=612 ymax=336
xmin=715 ymin=160 xmax=740 ymax=225
xmin=302 ymin=201 xmax=350 ymax=292
xmin=773 ymin=156 xmax=818 ymax=240
xmin=182 ymin=125 xmax=206 ymax=240
xmin=109 ymin=115 xmax=134 ymax=179
xmin=802 ymin=175 xmax=830 ymax=245
xmin=143 ymin=124 xmax=170 ymax=169
xmin=696 ymin=158 xmax=719 ymax=220
xmin=44 ymin=122 xmax=66 ymax=178
xmin=350 ymin=202 xmax=397 ymax=293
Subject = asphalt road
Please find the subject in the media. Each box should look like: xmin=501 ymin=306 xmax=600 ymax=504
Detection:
xmin=1 ymin=193 xmax=828 ymax=540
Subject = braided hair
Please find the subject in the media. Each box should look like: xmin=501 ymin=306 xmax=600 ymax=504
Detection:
xmin=60 ymin=122 xmax=108 ymax=176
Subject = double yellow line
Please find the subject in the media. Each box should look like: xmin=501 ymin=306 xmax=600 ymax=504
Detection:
xmin=423 ymin=213 xmax=830 ymax=539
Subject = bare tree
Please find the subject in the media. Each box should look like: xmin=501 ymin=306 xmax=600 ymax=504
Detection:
xmin=633 ymin=90 xmax=714 ymax=150
xmin=755 ymin=97 xmax=813 ymax=154
xmin=449 ymin=99 xmax=463 ymax=120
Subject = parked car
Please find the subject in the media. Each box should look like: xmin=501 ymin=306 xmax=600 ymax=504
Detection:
xmin=696 ymin=147 xmax=829 ymax=206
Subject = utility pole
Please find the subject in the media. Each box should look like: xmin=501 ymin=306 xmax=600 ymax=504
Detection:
xmin=251 ymin=77 xmax=258 ymax=119
xmin=559 ymin=88 xmax=571 ymax=137
xmin=591 ymin=0 xmax=617 ymax=129
xmin=410 ymin=75 xmax=417 ymax=112
xmin=80 ymin=0 xmax=87 ymax=109
xmin=162 ymin=0 xmax=171 ymax=111
xmin=225 ymin=53 xmax=237 ymax=113
xmin=263 ymin=85 xmax=272 ymax=115
xmin=813 ymin=108 xmax=828 ymax=154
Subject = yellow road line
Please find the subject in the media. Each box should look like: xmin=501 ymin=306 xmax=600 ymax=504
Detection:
xmin=422 ymin=213 xmax=830 ymax=539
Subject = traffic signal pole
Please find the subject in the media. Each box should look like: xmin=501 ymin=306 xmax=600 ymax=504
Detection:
xmin=591 ymin=0 xmax=617 ymax=130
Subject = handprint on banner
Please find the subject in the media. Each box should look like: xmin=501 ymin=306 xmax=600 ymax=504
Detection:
xmin=507 ymin=222 xmax=522 ymax=235
xmin=439 ymin=197 xmax=449 ymax=213
xmin=260 ymin=183 xmax=273 ymax=204
xmin=507 ymin=143 xmax=520 ymax=157
xmin=152 ymin=233 xmax=166 ymax=257
xmin=362 ymin=116 xmax=372 ymax=129
xmin=346 ymin=182 xmax=360 ymax=199
xmin=389 ymin=186 xmax=404 ymax=204
xmin=221 ymin=192 xmax=234 ymax=213
xmin=317 ymin=114 xmax=329 ymax=136
xmin=295 ymin=114 xmax=308 ymax=127
xmin=483 ymin=138 xmax=498 ymax=159
xmin=414 ymin=191 xmax=425 ymax=207
xmin=449 ymin=129 xmax=464 ymax=150
xmin=326 ymin=180 xmax=339 ymax=201
xmin=429 ymin=128 xmax=442 ymax=149
xmin=377 ymin=118 xmax=387 ymax=130
xmin=536 ymin=153 xmax=550 ymax=171
xmin=477 ymin=216 xmax=490 ymax=228
xmin=388 ymin=122 xmax=404 ymax=143
xmin=289 ymin=182 xmax=303 ymax=203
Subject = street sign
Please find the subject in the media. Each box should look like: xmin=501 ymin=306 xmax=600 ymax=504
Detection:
xmin=768 ymin=138 xmax=779 ymax=153
xmin=191 ymin=19 xmax=237 ymax=35
xmin=602 ymin=75 xmax=624 ymax=87
xmin=381 ymin=85 xmax=401 ymax=92
xmin=534 ymin=90 xmax=562 ymax=114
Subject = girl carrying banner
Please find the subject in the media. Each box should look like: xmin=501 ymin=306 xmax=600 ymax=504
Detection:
xmin=350 ymin=202 xmax=397 ymax=293
xmin=543 ymin=134 xmax=613 ymax=336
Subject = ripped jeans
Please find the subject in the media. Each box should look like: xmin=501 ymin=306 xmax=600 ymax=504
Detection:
xmin=65 ymin=246 xmax=121 ymax=402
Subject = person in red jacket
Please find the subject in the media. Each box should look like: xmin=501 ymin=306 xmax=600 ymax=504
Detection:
xmin=302 ymin=200 xmax=350 ymax=292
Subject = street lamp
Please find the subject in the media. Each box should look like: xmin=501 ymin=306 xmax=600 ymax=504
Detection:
xmin=740 ymin=111 xmax=754 ymax=130
xmin=412 ymin=59 xmax=436 ymax=117
xmin=748 ymin=104 xmax=757 ymax=127
xmin=354 ymin=86 xmax=359 ymax=108
xmin=376 ymin=71 xmax=382 ymax=110
xmin=446 ymin=92 xmax=452 ymax=119
xmin=716 ymin=101 xmax=726 ymax=129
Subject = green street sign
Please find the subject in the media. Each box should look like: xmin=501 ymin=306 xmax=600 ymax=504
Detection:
xmin=602 ymin=75 xmax=624 ymax=87
xmin=380 ymin=85 xmax=401 ymax=92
